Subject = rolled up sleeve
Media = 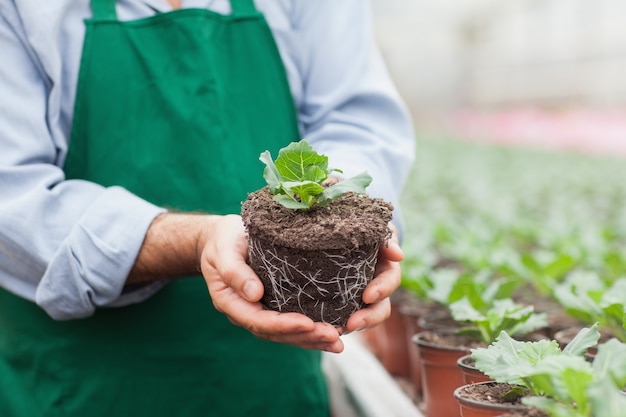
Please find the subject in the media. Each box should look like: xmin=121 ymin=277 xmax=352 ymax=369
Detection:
xmin=0 ymin=6 xmax=165 ymax=320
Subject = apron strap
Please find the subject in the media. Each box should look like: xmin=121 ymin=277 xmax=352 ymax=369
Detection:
xmin=91 ymin=0 xmax=117 ymax=20
xmin=230 ymin=0 xmax=257 ymax=17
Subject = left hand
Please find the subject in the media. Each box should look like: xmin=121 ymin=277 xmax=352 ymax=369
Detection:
xmin=338 ymin=222 xmax=404 ymax=335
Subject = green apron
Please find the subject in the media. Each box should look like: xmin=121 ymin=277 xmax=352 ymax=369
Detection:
xmin=0 ymin=0 xmax=329 ymax=415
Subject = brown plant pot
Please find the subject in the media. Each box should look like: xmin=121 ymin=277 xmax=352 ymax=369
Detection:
xmin=497 ymin=409 xmax=550 ymax=417
xmin=398 ymin=297 xmax=439 ymax=393
xmin=374 ymin=294 xmax=411 ymax=377
xmin=241 ymin=189 xmax=392 ymax=327
xmin=360 ymin=326 xmax=384 ymax=359
xmin=457 ymin=354 xmax=491 ymax=385
xmin=454 ymin=382 xmax=531 ymax=417
xmin=414 ymin=329 xmax=485 ymax=417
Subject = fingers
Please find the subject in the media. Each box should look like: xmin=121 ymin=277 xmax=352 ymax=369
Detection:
xmin=380 ymin=222 xmax=404 ymax=262
xmin=260 ymin=321 xmax=344 ymax=353
xmin=343 ymin=222 xmax=402 ymax=333
xmin=200 ymin=215 xmax=344 ymax=352
xmin=203 ymin=215 xmax=263 ymax=303
xmin=221 ymin=293 xmax=343 ymax=352
xmin=361 ymin=256 xmax=402 ymax=305
xmin=344 ymin=298 xmax=391 ymax=334
xmin=200 ymin=216 xmax=402 ymax=353
xmin=361 ymin=224 xmax=403 ymax=305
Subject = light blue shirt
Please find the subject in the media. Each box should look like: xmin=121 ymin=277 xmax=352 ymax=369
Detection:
xmin=0 ymin=0 xmax=415 ymax=320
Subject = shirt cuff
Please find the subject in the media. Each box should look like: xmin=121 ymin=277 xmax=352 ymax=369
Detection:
xmin=35 ymin=186 xmax=167 ymax=320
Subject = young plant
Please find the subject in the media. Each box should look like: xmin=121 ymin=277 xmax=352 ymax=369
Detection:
xmin=260 ymin=139 xmax=372 ymax=209
xmin=408 ymin=266 xmax=543 ymax=343
xmin=471 ymin=324 xmax=622 ymax=417
xmin=472 ymin=324 xmax=599 ymax=395
xmin=520 ymin=248 xmax=576 ymax=296
xmin=521 ymin=337 xmax=626 ymax=417
xmin=242 ymin=139 xmax=393 ymax=326
xmin=450 ymin=297 xmax=548 ymax=344
xmin=421 ymin=268 xmax=517 ymax=309
xmin=553 ymin=273 xmax=626 ymax=341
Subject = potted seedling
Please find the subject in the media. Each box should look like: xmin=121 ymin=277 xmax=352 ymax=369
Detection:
xmin=412 ymin=272 xmax=523 ymax=417
xmin=241 ymin=140 xmax=393 ymax=327
xmin=451 ymin=296 xmax=548 ymax=385
xmin=552 ymin=272 xmax=626 ymax=351
xmin=464 ymin=324 xmax=614 ymax=417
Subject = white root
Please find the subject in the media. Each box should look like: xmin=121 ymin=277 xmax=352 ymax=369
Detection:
xmin=249 ymin=238 xmax=380 ymax=325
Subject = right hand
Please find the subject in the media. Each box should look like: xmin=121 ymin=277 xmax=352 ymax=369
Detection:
xmin=198 ymin=214 xmax=346 ymax=353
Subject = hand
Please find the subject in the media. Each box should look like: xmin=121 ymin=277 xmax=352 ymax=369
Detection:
xmin=199 ymin=215 xmax=345 ymax=353
xmin=339 ymin=222 xmax=404 ymax=335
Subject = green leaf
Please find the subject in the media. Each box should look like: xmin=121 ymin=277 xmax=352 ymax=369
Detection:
xmin=508 ymin=313 xmax=548 ymax=337
xmin=471 ymin=331 xmax=536 ymax=384
xmin=273 ymin=140 xmax=328 ymax=182
xmin=523 ymin=396 xmax=581 ymax=417
xmin=553 ymin=274 xmax=604 ymax=325
xmin=502 ymin=385 xmax=527 ymax=402
xmin=517 ymin=339 xmax=562 ymax=365
xmin=259 ymin=150 xmax=282 ymax=192
xmin=283 ymin=181 xmax=325 ymax=208
xmin=258 ymin=139 xmax=373 ymax=210
xmin=273 ymin=194 xmax=310 ymax=210
xmin=423 ymin=268 xmax=461 ymax=305
xmin=450 ymin=298 xmax=547 ymax=344
xmin=450 ymin=297 xmax=483 ymax=322
xmin=455 ymin=327 xmax=483 ymax=340
xmin=321 ymin=171 xmax=372 ymax=202
xmin=592 ymin=338 xmax=626 ymax=387
xmin=600 ymin=278 xmax=626 ymax=340
xmin=588 ymin=378 xmax=626 ymax=417
xmin=471 ymin=331 xmax=561 ymax=389
xmin=528 ymin=355 xmax=593 ymax=405
xmin=562 ymin=323 xmax=600 ymax=356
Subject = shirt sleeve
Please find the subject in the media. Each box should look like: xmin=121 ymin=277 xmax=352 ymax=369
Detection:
xmin=0 ymin=7 xmax=166 ymax=320
xmin=290 ymin=0 xmax=416 ymax=238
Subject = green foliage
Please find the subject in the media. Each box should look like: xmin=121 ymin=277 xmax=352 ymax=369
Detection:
xmin=260 ymin=140 xmax=372 ymax=209
xmin=470 ymin=324 xmax=626 ymax=417
xmin=407 ymin=268 xmax=516 ymax=309
xmin=400 ymin=137 xmax=626 ymax=300
xmin=450 ymin=298 xmax=547 ymax=344
xmin=553 ymin=274 xmax=626 ymax=341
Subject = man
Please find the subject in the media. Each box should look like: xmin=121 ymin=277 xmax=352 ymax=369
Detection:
xmin=0 ymin=0 xmax=415 ymax=415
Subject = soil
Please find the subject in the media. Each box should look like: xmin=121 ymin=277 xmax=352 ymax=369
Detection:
xmin=417 ymin=330 xmax=487 ymax=350
xmin=241 ymin=187 xmax=393 ymax=326
xmin=456 ymin=382 xmax=527 ymax=406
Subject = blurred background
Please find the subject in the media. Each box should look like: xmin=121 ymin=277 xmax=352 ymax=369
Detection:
xmin=370 ymin=0 xmax=626 ymax=155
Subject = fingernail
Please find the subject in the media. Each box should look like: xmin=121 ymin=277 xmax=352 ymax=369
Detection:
xmin=243 ymin=280 xmax=258 ymax=301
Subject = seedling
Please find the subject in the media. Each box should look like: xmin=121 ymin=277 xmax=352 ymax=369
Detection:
xmin=470 ymin=324 xmax=626 ymax=417
xmin=472 ymin=325 xmax=599 ymax=395
xmin=242 ymin=139 xmax=392 ymax=326
xmin=421 ymin=268 xmax=516 ymax=309
xmin=260 ymin=139 xmax=372 ymax=209
xmin=553 ymin=273 xmax=626 ymax=342
xmin=450 ymin=297 xmax=548 ymax=344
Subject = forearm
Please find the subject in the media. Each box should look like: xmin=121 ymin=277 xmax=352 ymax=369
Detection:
xmin=127 ymin=212 xmax=218 ymax=284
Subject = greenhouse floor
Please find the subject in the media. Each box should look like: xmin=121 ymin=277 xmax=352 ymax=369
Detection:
xmin=323 ymin=333 xmax=424 ymax=417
